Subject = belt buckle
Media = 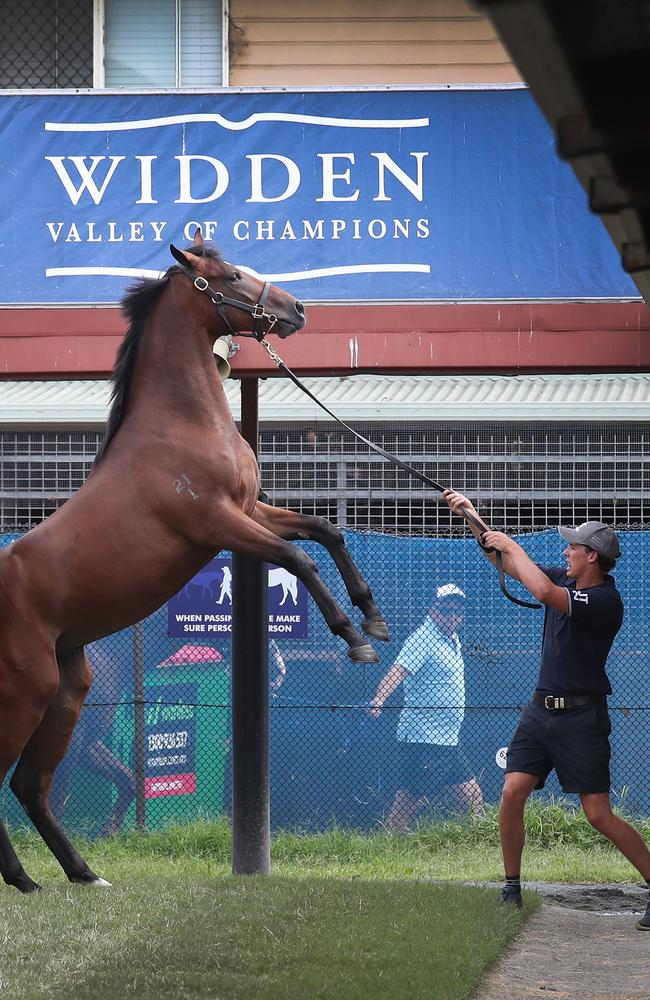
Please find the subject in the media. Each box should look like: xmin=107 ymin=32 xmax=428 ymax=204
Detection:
xmin=544 ymin=695 xmax=565 ymax=710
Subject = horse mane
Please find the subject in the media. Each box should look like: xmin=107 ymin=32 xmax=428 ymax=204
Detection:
xmin=93 ymin=243 xmax=224 ymax=467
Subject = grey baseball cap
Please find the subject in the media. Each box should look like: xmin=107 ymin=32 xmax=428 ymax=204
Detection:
xmin=558 ymin=521 xmax=621 ymax=559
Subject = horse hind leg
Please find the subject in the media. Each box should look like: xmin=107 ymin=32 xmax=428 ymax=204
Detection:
xmin=253 ymin=502 xmax=390 ymax=642
xmin=0 ymin=649 xmax=61 ymax=893
xmin=0 ymin=745 xmax=41 ymax=893
xmin=9 ymin=647 xmax=111 ymax=888
xmin=0 ymin=819 xmax=41 ymax=894
xmin=0 ymin=772 xmax=45 ymax=894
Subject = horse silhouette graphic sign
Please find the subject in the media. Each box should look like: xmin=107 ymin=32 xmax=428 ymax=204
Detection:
xmin=167 ymin=557 xmax=309 ymax=638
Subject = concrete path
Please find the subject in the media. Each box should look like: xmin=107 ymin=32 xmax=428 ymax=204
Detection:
xmin=477 ymin=883 xmax=650 ymax=1000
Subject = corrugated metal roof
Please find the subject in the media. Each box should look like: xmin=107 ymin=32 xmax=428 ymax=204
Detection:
xmin=0 ymin=374 xmax=648 ymax=424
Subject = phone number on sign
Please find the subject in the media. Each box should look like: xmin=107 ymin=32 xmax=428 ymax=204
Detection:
xmin=146 ymin=753 xmax=188 ymax=769
xmin=147 ymin=730 xmax=189 ymax=752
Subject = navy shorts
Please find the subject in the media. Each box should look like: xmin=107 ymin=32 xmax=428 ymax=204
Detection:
xmin=398 ymin=742 xmax=476 ymax=799
xmin=505 ymin=700 xmax=612 ymax=794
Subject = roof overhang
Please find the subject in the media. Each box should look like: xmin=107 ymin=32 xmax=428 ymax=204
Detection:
xmin=474 ymin=0 xmax=650 ymax=304
xmin=2 ymin=373 xmax=649 ymax=425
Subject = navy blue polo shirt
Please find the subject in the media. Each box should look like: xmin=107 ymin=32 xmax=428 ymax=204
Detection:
xmin=535 ymin=567 xmax=624 ymax=696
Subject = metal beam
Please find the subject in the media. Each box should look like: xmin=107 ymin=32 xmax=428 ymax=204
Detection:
xmin=1 ymin=302 xmax=649 ymax=377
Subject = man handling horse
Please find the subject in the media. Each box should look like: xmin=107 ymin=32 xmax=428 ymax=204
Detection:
xmin=443 ymin=489 xmax=650 ymax=932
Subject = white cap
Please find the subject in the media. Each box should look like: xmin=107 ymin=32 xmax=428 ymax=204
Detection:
xmin=435 ymin=583 xmax=467 ymax=601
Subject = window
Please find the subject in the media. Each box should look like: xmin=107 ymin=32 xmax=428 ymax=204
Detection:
xmin=103 ymin=0 xmax=225 ymax=88
xmin=0 ymin=0 xmax=226 ymax=90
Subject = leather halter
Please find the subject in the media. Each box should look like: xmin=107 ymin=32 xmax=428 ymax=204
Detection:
xmin=169 ymin=244 xmax=278 ymax=340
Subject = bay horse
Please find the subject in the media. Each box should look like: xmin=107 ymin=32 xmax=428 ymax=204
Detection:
xmin=0 ymin=232 xmax=389 ymax=893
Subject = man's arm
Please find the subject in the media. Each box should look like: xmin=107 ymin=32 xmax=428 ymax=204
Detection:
xmin=442 ymin=489 xmax=523 ymax=580
xmin=368 ymin=664 xmax=408 ymax=717
xmin=482 ymin=530 xmax=569 ymax=612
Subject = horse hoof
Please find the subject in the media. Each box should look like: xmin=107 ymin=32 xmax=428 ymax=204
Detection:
xmin=70 ymin=874 xmax=112 ymax=888
xmin=362 ymin=618 xmax=391 ymax=642
xmin=348 ymin=643 xmax=379 ymax=663
xmin=15 ymin=877 xmax=42 ymax=894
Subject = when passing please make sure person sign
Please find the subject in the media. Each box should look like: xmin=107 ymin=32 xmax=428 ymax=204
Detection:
xmin=167 ymin=557 xmax=309 ymax=639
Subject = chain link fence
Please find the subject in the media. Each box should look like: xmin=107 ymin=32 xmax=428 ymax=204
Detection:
xmin=0 ymin=416 xmax=648 ymax=836
xmin=0 ymin=525 xmax=648 ymax=837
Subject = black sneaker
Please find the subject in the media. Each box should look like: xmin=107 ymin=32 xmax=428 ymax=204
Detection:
xmin=500 ymin=885 xmax=523 ymax=909
xmin=636 ymin=896 xmax=650 ymax=931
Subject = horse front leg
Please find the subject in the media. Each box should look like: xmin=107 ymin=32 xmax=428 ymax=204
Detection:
xmin=252 ymin=501 xmax=390 ymax=642
xmin=9 ymin=647 xmax=111 ymax=887
xmin=225 ymin=510 xmax=379 ymax=663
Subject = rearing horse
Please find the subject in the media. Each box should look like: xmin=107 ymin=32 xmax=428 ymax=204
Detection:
xmin=0 ymin=234 xmax=389 ymax=893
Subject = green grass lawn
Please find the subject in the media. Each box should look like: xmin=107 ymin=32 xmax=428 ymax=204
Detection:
xmin=1 ymin=800 xmax=647 ymax=999
xmin=11 ymin=797 xmax=644 ymax=885
xmin=0 ymin=877 xmax=533 ymax=1000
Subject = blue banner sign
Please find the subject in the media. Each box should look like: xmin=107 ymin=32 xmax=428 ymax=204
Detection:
xmin=0 ymin=88 xmax=636 ymax=303
xmin=167 ymin=557 xmax=309 ymax=639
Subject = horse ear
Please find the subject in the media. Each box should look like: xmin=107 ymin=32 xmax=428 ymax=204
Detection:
xmin=169 ymin=243 xmax=205 ymax=270
xmin=170 ymin=243 xmax=189 ymax=266
xmin=193 ymin=226 xmax=204 ymax=245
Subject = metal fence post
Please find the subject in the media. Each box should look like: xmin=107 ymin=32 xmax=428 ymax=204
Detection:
xmin=231 ymin=552 xmax=270 ymax=874
xmin=133 ymin=619 xmax=146 ymax=831
xmin=231 ymin=377 xmax=270 ymax=874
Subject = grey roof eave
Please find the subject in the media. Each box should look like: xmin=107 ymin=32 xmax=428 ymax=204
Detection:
xmin=0 ymin=373 xmax=648 ymax=425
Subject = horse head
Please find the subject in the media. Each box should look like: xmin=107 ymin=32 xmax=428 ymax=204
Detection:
xmin=169 ymin=228 xmax=306 ymax=341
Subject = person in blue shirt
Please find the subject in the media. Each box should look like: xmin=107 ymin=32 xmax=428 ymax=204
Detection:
xmin=443 ymin=489 xmax=650 ymax=932
xmin=50 ymin=642 xmax=134 ymax=838
xmin=369 ymin=583 xmax=483 ymax=829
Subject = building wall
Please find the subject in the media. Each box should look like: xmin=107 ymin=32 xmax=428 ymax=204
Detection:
xmin=229 ymin=0 xmax=520 ymax=86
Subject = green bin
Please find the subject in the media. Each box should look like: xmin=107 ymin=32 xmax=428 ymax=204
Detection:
xmin=113 ymin=656 xmax=230 ymax=831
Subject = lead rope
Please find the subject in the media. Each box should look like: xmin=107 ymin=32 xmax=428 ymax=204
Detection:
xmin=257 ymin=337 xmax=541 ymax=611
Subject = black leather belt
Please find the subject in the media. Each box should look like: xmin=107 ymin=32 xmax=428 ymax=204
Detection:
xmin=533 ymin=692 xmax=606 ymax=711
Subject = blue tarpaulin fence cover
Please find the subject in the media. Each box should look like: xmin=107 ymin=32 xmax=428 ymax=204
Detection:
xmin=1 ymin=528 xmax=648 ymax=833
